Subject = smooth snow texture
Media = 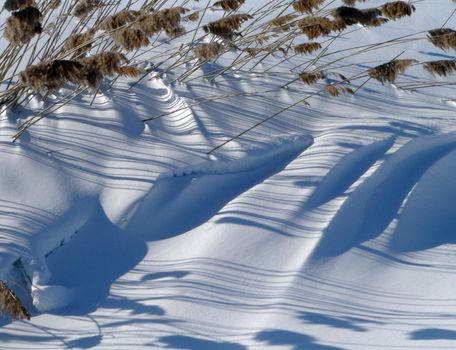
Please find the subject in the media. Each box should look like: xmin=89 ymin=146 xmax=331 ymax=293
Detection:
xmin=1 ymin=1 xmax=456 ymax=349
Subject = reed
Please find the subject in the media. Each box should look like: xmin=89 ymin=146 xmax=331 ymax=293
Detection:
xmin=0 ymin=0 xmax=449 ymax=150
xmin=0 ymin=281 xmax=30 ymax=321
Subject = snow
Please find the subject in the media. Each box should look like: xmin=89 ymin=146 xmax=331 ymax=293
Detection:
xmin=1 ymin=0 xmax=456 ymax=349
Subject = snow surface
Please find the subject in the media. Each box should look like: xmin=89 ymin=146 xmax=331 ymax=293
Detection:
xmin=2 ymin=0 xmax=456 ymax=349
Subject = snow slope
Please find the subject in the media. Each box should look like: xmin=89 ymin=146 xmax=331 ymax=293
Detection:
xmin=2 ymin=0 xmax=456 ymax=349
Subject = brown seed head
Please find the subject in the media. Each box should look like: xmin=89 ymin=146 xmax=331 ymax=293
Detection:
xmin=299 ymin=71 xmax=325 ymax=85
xmin=423 ymin=59 xmax=456 ymax=77
xmin=294 ymin=42 xmax=322 ymax=55
xmin=4 ymin=6 xmax=42 ymax=44
xmin=193 ymin=42 xmax=226 ymax=61
xmin=269 ymin=14 xmax=297 ymax=32
xmin=113 ymin=28 xmax=149 ymax=50
xmin=4 ymin=0 xmax=35 ymax=12
xmin=368 ymin=58 xmax=416 ymax=83
xmin=381 ymin=1 xmax=415 ymax=20
xmin=213 ymin=0 xmax=245 ymax=11
xmin=298 ymin=16 xmax=332 ymax=39
xmin=427 ymin=28 xmax=456 ymax=51
xmin=0 ymin=281 xmax=30 ymax=321
xmin=72 ymin=0 xmax=103 ymax=19
xmin=292 ymin=0 xmax=325 ymax=14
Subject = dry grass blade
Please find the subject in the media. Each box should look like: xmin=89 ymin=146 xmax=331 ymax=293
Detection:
xmin=269 ymin=14 xmax=297 ymax=32
xmin=298 ymin=16 xmax=332 ymax=39
xmin=4 ymin=0 xmax=35 ymax=12
xmin=368 ymin=58 xmax=416 ymax=83
xmin=113 ymin=28 xmax=149 ymax=50
xmin=292 ymin=0 xmax=325 ymax=14
xmin=381 ymin=1 xmax=415 ymax=20
xmin=294 ymin=42 xmax=322 ymax=54
xmin=4 ymin=6 xmax=42 ymax=44
xmin=0 ymin=281 xmax=30 ymax=321
xmin=427 ymin=28 xmax=456 ymax=51
xmin=193 ymin=42 xmax=225 ymax=61
xmin=423 ymin=59 xmax=456 ymax=77
xmin=213 ymin=0 xmax=245 ymax=12
xmin=299 ymin=71 xmax=325 ymax=85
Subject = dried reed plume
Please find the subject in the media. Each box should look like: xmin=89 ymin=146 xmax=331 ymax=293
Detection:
xmin=244 ymin=48 xmax=261 ymax=57
xmin=73 ymin=0 xmax=103 ymax=19
xmin=203 ymin=13 xmax=252 ymax=40
xmin=21 ymin=53 xmax=142 ymax=91
xmin=269 ymin=14 xmax=297 ymax=31
xmin=63 ymin=29 xmax=95 ymax=58
xmin=113 ymin=28 xmax=149 ymax=50
xmin=368 ymin=58 xmax=416 ymax=83
xmin=193 ymin=42 xmax=225 ymax=60
xmin=80 ymin=51 xmax=142 ymax=87
xmin=101 ymin=9 xmax=141 ymax=31
xmin=381 ymin=1 xmax=415 ymax=20
xmin=323 ymin=84 xmax=354 ymax=96
xmin=0 ymin=281 xmax=30 ymax=321
xmin=342 ymin=0 xmax=366 ymax=6
xmin=292 ymin=0 xmax=325 ymax=14
xmin=187 ymin=11 xmax=200 ymax=22
xmin=423 ymin=59 xmax=456 ymax=77
xmin=135 ymin=14 xmax=161 ymax=36
xmin=20 ymin=60 xmax=87 ymax=91
xmin=164 ymin=25 xmax=186 ymax=38
xmin=213 ymin=0 xmax=245 ymax=11
xmin=332 ymin=6 xmax=385 ymax=27
xmin=294 ymin=42 xmax=322 ymax=54
xmin=299 ymin=71 xmax=325 ymax=85
xmin=4 ymin=6 xmax=43 ymax=44
xmin=427 ymin=28 xmax=456 ymax=51
xmin=365 ymin=17 xmax=389 ymax=27
xmin=3 ymin=0 xmax=35 ymax=12
xmin=207 ymin=13 xmax=252 ymax=30
xmin=298 ymin=16 xmax=332 ymax=39
xmin=134 ymin=7 xmax=189 ymax=37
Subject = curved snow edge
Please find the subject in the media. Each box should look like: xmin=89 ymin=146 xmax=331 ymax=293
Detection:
xmin=160 ymin=134 xmax=314 ymax=179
